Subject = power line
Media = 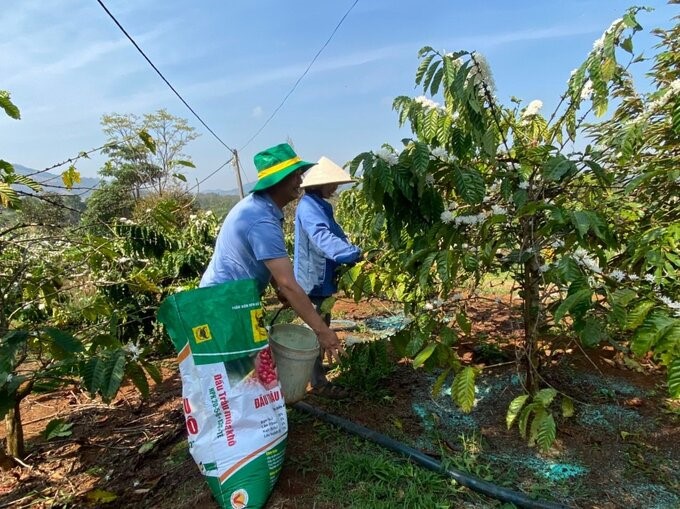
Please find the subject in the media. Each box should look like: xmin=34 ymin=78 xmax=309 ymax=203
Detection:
xmin=187 ymin=158 xmax=234 ymax=193
xmin=96 ymin=0 xmax=236 ymax=156
xmin=239 ymin=0 xmax=360 ymax=153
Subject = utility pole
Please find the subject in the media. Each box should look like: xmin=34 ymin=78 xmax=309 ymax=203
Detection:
xmin=232 ymin=150 xmax=245 ymax=199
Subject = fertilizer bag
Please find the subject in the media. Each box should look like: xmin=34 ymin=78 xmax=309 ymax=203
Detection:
xmin=157 ymin=279 xmax=287 ymax=509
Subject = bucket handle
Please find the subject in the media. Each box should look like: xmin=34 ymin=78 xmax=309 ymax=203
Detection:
xmin=268 ymin=307 xmax=285 ymax=329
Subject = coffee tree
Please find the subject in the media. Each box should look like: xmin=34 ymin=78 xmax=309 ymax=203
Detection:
xmin=340 ymin=8 xmax=678 ymax=449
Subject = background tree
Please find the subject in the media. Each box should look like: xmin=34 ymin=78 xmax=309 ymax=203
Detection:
xmin=100 ymin=109 xmax=199 ymax=197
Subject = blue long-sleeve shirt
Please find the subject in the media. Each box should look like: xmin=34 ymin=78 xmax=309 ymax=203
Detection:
xmin=294 ymin=192 xmax=361 ymax=297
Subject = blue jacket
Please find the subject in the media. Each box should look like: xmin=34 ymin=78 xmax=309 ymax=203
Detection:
xmin=294 ymin=192 xmax=361 ymax=297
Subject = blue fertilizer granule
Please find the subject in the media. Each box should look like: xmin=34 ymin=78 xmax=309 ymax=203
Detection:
xmin=576 ymin=404 xmax=651 ymax=432
xmin=491 ymin=452 xmax=588 ymax=481
xmin=365 ymin=314 xmax=410 ymax=333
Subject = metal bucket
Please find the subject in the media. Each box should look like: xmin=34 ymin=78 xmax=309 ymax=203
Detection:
xmin=269 ymin=324 xmax=319 ymax=404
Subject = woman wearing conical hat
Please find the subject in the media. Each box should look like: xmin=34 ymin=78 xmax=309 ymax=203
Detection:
xmin=294 ymin=157 xmax=362 ymax=398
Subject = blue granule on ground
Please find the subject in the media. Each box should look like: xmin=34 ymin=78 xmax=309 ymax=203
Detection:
xmin=621 ymin=483 xmax=680 ymax=509
xmin=576 ymin=404 xmax=650 ymax=432
xmin=565 ymin=369 xmax=646 ymax=398
xmin=474 ymin=372 xmax=520 ymax=404
xmin=491 ymin=452 xmax=588 ymax=481
xmin=412 ymin=399 xmax=478 ymax=433
xmin=365 ymin=314 xmax=410 ymax=332
xmin=412 ymin=403 xmax=437 ymax=433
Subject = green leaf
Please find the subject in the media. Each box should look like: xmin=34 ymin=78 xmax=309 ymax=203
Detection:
xmin=543 ymin=155 xmax=576 ymax=182
xmin=451 ymin=367 xmax=476 ymax=412
xmin=452 ymin=166 xmax=485 ymax=204
xmin=138 ymin=439 xmax=157 ymax=454
xmin=576 ymin=318 xmax=606 ymax=348
xmin=620 ymin=36 xmax=633 ymax=54
xmin=102 ymin=350 xmax=127 ymax=401
xmin=141 ymin=361 xmax=163 ymax=385
xmin=432 ymin=368 xmax=451 ymax=397
xmin=625 ymin=301 xmax=655 ymax=331
xmin=0 ymin=160 xmax=14 ymax=174
xmin=0 ymin=90 xmax=20 ymax=119
xmin=423 ymin=59 xmax=442 ymax=93
xmin=172 ymin=172 xmax=187 ymax=182
xmin=534 ymin=388 xmax=557 ymax=407
xmin=86 ymin=489 xmax=117 ymax=504
xmin=554 ymin=289 xmax=592 ymax=323
xmin=138 ymin=130 xmax=157 ymax=154
xmin=631 ymin=312 xmax=674 ymax=358
xmin=44 ymin=328 xmax=84 ymax=359
xmin=174 ymin=159 xmax=195 ymax=168
xmin=0 ymin=181 xmax=20 ymax=208
xmin=518 ymin=402 xmax=541 ymax=438
xmin=506 ymin=394 xmax=530 ymax=429
xmin=43 ymin=419 xmax=74 ymax=440
xmin=412 ymin=343 xmax=438 ymax=368
xmin=415 ymin=54 xmax=435 ymax=85
xmin=536 ymin=413 xmax=556 ymax=451
xmin=668 ymin=358 xmax=680 ymax=398
xmin=561 ymin=397 xmax=575 ymax=418
xmin=61 ymin=165 xmax=81 ymax=189
xmin=456 ymin=312 xmax=472 ymax=334
xmin=126 ymin=362 xmax=150 ymax=399
xmin=413 ymin=141 xmax=431 ymax=173
xmin=82 ymin=356 xmax=107 ymax=395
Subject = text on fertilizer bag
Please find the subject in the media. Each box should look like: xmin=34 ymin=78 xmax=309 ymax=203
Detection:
xmin=231 ymin=302 xmax=260 ymax=310
xmin=210 ymin=374 xmax=236 ymax=446
xmin=254 ymin=390 xmax=281 ymax=409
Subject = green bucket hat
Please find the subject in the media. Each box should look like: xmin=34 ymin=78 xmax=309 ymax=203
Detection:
xmin=251 ymin=143 xmax=315 ymax=192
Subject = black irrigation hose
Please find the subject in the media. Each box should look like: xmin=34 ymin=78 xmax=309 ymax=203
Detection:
xmin=293 ymin=401 xmax=571 ymax=509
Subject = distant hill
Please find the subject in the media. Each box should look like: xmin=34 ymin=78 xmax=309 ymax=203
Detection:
xmin=202 ymin=181 xmax=255 ymax=196
xmin=12 ymin=163 xmax=103 ymax=198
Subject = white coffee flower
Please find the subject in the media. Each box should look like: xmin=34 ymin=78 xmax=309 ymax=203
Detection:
xmin=573 ymin=248 xmax=602 ymax=274
xmin=431 ymin=147 xmax=448 ymax=160
xmin=518 ymin=181 xmax=529 ymax=190
xmin=491 ymin=204 xmax=507 ymax=215
xmin=592 ymin=36 xmax=605 ymax=53
xmin=440 ymin=210 xmax=455 ymax=224
xmin=539 ymin=264 xmax=551 ymax=274
xmin=580 ymin=80 xmax=594 ymax=100
xmin=522 ymin=100 xmax=543 ymax=118
xmin=376 ymin=148 xmax=398 ymax=166
xmin=425 ymin=174 xmax=435 ymax=186
xmin=124 ymin=342 xmax=143 ymax=362
xmin=608 ymin=270 xmax=626 ymax=282
xmin=414 ymin=95 xmax=441 ymax=110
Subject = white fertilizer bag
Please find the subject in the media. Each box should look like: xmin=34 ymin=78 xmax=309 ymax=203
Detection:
xmin=158 ymin=279 xmax=287 ymax=508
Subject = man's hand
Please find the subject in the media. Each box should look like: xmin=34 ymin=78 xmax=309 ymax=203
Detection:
xmin=316 ymin=328 xmax=344 ymax=364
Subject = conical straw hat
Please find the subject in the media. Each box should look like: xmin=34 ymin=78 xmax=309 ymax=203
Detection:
xmin=300 ymin=156 xmax=354 ymax=188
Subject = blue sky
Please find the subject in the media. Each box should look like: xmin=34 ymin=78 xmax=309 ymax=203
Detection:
xmin=1 ymin=0 xmax=677 ymax=192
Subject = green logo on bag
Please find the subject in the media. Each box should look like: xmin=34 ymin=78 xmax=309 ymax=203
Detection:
xmin=192 ymin=324 xmax=213 ymax=343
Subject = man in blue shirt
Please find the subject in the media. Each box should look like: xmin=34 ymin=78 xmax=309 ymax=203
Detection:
xmin=294 ymin=156 xmax=361 ymax=396
xmin=201 ymin=143 xmax=343 ymax=363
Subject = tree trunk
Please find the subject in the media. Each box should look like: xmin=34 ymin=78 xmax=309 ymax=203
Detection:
xmin=4 ymin=381 xmax=33 ymax=460
xmin=5 ymin=402 xmax=24 ymax=459
xmin=521 ymin=218 xmax=541 ymax=396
